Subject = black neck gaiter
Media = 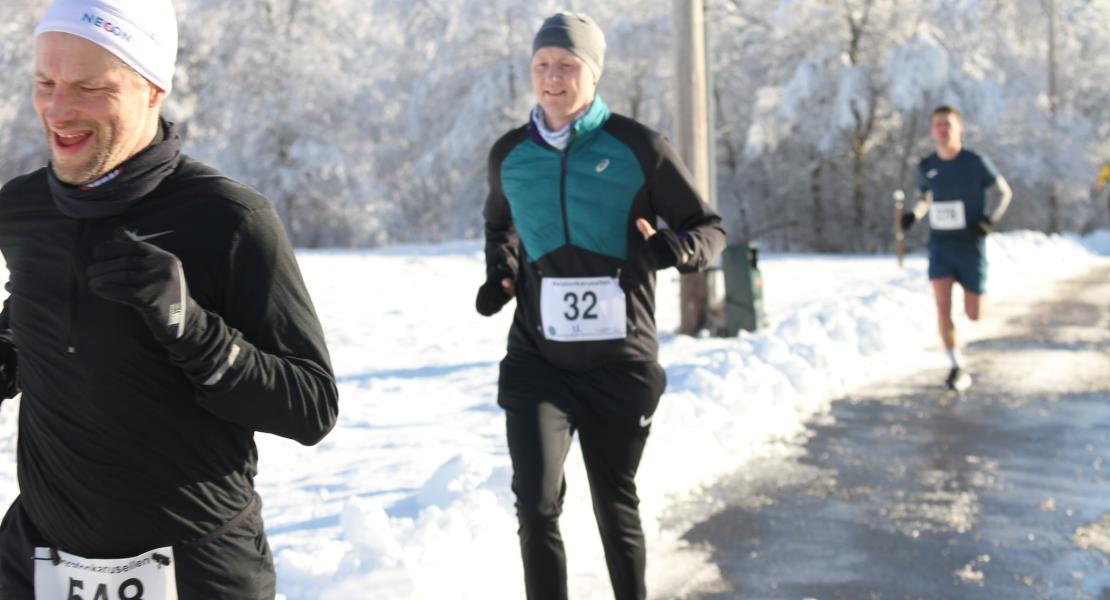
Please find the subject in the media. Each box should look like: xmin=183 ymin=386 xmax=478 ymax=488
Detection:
xmin=47 ymin=119 xmax=182 ymax=219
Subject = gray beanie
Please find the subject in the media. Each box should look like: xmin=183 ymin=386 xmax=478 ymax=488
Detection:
xmin=532 ymin=12 xmax=606 ymax=80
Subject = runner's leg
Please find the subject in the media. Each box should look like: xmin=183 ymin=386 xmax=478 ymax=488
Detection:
xmin=932 ymin=277 xmax=957 ymax=351
xmin=499 ymin=356 xmax=575 ymax=600
xmin=965 ymin=291 xmax=981 ymax=321
xmin=573 ymin=362 xmax=665 ymax=600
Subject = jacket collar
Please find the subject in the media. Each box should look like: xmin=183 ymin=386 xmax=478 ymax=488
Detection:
xmin=528 ymin=95 xmax=611 ymax=152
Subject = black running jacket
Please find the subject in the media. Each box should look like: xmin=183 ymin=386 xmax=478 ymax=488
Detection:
xmin=0 ymin=156 xmax=338 ymax=558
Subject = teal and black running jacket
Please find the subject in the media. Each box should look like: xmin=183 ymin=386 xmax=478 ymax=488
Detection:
xmin=483 ymin=96 xmax=726 ymax=371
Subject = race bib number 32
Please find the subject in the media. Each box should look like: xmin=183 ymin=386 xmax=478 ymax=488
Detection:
xmin=34 ymin=546 xmax=178 ymax=600
xmin=540 ymin=277 xmax=627 ymax=342
xmin=930 ymin=200 xmax=967 ymax=231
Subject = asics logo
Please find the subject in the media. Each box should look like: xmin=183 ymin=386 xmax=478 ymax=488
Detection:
xmin=596 ymin=159 xmax=610 ymax=173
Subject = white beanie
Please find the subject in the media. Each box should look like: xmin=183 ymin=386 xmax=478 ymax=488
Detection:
xmin=35 ymin=0 xmax=178 ymax=94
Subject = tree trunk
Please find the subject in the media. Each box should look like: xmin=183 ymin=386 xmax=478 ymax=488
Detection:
xmin=1046 ymin=0 xmax=1060 ymax=233
xmin=811 ymin=158 xmax=826 ymax=252
xmin=846 ymin=0 xmax=876 ymax=252
xmin=852 ymin=137 xmax=867 ymax=250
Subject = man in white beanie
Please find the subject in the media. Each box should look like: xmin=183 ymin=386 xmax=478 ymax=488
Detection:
xmin=477 ymin=11 xmax=725 ymax=600
xmin=0 ymin=1 xmax=339 ymax=598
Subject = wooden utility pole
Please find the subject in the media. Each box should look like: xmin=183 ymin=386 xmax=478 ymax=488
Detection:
xmin=674 ymin=0 xmax=712 ymax=335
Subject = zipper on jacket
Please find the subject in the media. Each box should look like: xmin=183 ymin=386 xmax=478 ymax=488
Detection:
xmin=558 ymin=129 xmax=577 ymax=247
xmin=65 ymin=220 xmax=87 ymax=356
xmin=559 ymin=152 xmax=570 ymax=247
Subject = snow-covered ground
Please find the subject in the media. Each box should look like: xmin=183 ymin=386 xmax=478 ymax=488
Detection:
xmin=0 ymin=231 xmax=1107 ymax=598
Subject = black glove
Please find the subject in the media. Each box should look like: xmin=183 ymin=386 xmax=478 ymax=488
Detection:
xmin=975 ymin=216 xmax=992 ymax=237
xmin=475 ymin=279 xmax=512 ymax=316
xmin=87 ymin=228 xmax=194 ymax=344
xmin=647 ymin=229 xmax=686 ymax=270
xmin=900 ymin=212 xmax=916 ymax=231
xmin=0 ymin=339 xmax=19 ymax=400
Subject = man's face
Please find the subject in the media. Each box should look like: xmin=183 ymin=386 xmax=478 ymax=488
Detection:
xmin=33 ymin=32 xmax=163 ymax=185
xmin=931 ymin=112 xmax=963 ymax=149
xmin=531 ymin=46 xmax=597 ymax=123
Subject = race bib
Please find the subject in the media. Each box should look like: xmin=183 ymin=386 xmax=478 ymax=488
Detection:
xmin=930 ymin=200 xmax=967 ymax=231
xmin=34 ymin=546 xmax=177 ymax=600
xmin=540 ymin=277 xmax=627 ymax=342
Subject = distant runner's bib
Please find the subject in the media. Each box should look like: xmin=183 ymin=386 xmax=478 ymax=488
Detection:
xmin=930 ymin=200 xmax=967 ymax=231
xmin=540 ymin=277 xmax=627 ymax=342
xmin=34 ymin=546 xmax=178 ymax=600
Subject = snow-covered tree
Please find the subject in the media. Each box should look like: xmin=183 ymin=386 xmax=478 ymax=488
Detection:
xmin=1 ymin=0 xmax=1108 ymax=249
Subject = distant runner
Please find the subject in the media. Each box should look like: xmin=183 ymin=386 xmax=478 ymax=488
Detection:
xmin=902 ymin=106 xmax=1013 ymax=390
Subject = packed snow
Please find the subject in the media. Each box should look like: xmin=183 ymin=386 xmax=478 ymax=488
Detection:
xmin=0 ymin=231 xmax=1106 ymax=598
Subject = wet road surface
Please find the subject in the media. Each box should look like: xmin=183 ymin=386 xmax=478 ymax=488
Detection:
xmin=684 ymin=264 xmax=1110 ymax=599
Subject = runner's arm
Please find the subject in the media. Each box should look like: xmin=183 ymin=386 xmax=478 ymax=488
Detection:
xmin=911 ymin=190 xmax=933 ymax=220
xmin=483 ymin=146 xmax=520 ymax=283
xmin=163 ymin=206 xmax=338 ymax=446
xmin=988 ymin=175 xmax=1013 ymax=223
xmin=648 ymin=135 xmax=727 ymax=273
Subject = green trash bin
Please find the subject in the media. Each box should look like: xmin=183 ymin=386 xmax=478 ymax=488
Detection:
xmin=722 ymin=242 xmax=765 ymax=335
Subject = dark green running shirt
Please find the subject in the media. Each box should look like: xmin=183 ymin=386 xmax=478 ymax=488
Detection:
xmin=917 ymin=149 xmax=999 ymax=242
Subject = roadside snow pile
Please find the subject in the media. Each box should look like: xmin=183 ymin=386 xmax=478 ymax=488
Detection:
xmin=1075 ymin=229 xmax=1110 ymax=255
xmin=264 ymin=230 xmax=1106 ymax=599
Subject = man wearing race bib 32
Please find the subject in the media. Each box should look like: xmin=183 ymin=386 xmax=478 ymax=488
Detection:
xmin=901 ymin=106 xmax=1013 ymax=391
xmin=477 ymin=12 xmax=725 ymax=600
xmin=0 ymin=1 xmax=339 ymax=598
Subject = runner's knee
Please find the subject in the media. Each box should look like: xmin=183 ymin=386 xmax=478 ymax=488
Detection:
xmin=516 ymin=503 xmax=562 ymax=533
xmin=592 ymin=495 xmax=641 ymax=534
xmin=965 ymin=295 xmax=982 ymax=320
xmin=936 ymin=311 xmax=954 ymax=327
xmin=514 ymin=481 xmax=565 ymax=521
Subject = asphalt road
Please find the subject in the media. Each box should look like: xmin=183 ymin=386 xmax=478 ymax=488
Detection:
xmin=684 ymin=264 xmax=1110 ymax=600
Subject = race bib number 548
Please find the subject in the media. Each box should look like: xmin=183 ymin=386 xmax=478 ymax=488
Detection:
xmin=34 ymin=546 xmax=178 ymax=600
xmin=540 ymin=277 xmax=627 ymax=342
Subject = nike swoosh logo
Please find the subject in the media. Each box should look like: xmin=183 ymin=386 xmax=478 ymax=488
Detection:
xmin=639 ymin=414 xmax=653 ymax=428
xmin=132 ymin=230 xmax=174 ymax=242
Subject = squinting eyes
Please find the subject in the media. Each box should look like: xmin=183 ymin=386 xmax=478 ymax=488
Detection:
xmin=532 ymin=64 xmax=577 ymax=72
xmin=33 ymin=82 xmax=108 ymax=93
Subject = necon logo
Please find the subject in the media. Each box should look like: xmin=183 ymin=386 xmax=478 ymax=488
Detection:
xmin=81 ymin=13 xmax=132 ymax=43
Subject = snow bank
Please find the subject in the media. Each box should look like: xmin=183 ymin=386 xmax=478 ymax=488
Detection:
xmin=264 ymin=230 xmax=1106 ymax=599
xmin=1076 ymin=229 xmax=1110 ymax=256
